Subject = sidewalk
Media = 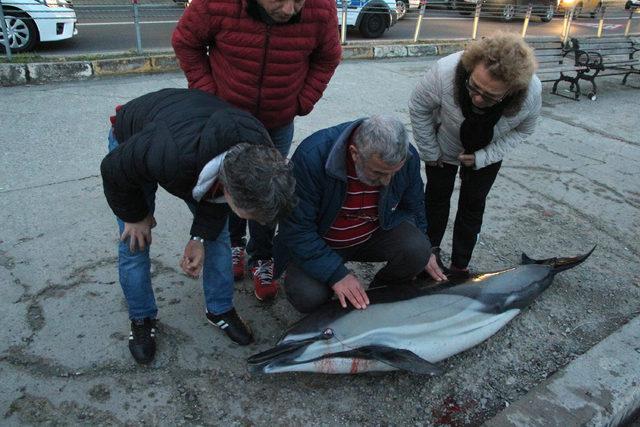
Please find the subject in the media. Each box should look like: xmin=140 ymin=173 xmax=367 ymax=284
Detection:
xmin=1 ymin=57 xmax=639 ymax=425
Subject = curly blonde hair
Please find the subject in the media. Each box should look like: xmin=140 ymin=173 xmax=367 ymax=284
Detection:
xmin=461 ymin=32 xmax=536 ymax=92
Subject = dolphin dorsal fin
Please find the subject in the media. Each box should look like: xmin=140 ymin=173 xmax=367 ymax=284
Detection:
xmin=521 ymin=253 xmax=536 ymax=264
xmin=353 ymin=346 xmax=443 ymax=376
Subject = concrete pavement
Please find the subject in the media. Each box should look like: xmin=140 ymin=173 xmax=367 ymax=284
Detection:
xmin=484 ymin=316 xmax=640 ymax=426
xmin=1 ymin=57 xmax=639 ymax=425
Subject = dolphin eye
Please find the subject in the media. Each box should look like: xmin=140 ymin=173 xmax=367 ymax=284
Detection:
xmin=322 ymin=328 xmax=334 ymax=339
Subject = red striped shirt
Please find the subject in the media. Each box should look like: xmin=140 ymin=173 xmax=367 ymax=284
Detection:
xmin=324 ymin=141 xmax=380 ymax=249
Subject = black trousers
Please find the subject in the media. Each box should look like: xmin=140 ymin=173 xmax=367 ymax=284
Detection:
xmin=424 ymin=161 xmax=501 ymax=269
xmin=282 ymin=222 xmax=431 ymax=313
xmin=229 ymin=215 xmax=274 ymax=264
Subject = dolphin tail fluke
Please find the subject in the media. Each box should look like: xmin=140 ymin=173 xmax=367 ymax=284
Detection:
xmin=521 ymin=246 xmax=596 ymax=273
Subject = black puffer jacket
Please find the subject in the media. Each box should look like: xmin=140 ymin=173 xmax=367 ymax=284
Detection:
xmin=101 ymin=88 xmax=272 ymax=240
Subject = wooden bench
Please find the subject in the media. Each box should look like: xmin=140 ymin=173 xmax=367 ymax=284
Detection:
xmin=568 ymin=35 xmax=640 ymax=100
xmin=527 ymin=37 xmax=590 ymax=100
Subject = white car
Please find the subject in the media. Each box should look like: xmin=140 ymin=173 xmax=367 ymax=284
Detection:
xmin=0 ymin=0 xmax=77 ymax=53
xmin=337 ymin=0 xmax=398 ymax=38
xmin=454 ymin=0 xmax=555 ymax=22
xmin=396 ymin=0 xmax=452 ymax=19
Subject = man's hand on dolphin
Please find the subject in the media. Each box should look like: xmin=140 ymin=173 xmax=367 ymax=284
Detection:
xmin=332 ymin=273 xmax=370 ymax=310
xmin=424 ymin=254 xmax=447 ymax=281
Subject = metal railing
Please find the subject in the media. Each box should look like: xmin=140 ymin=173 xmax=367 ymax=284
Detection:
xmin=1 ymin=0 xmax=639 ymax=60
xmin=401 ymin=0 xmax=639 ymax=42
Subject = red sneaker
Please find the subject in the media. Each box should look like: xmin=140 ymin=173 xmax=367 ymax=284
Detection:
xmin=232 ymin=247 xmax=245 ymax=281
xmin=252 ymin=259 xmax=278 ymax=301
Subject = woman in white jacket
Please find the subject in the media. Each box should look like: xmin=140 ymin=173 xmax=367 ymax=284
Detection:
xmin=409 ymin=32 xmax=541 ymax=274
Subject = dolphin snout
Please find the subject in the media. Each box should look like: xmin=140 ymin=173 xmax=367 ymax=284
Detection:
xmin=247 ymin=342 xmax=305 ymax=374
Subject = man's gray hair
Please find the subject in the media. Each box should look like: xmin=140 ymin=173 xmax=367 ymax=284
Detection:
xmin=353 ymin=115 xmax=409 ymax=164
xmin=219 ymin=144 xmax=297 ymax=225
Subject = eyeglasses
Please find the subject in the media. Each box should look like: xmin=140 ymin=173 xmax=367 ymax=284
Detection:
xmin=465 ymin=78 xmax=507 ymax=105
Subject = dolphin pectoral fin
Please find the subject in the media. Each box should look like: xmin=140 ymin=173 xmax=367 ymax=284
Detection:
xmin=352 ymin=346 xmax=443 ymax=376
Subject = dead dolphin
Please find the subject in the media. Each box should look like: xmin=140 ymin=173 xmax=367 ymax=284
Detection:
xmin=248 ymin=248 xmax=595 ymax=375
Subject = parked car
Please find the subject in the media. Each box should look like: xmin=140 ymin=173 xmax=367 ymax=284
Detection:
xmin=337 ymin=0 xmax=398 ymax=38
xmin=557 ymin=0 xmax=604 ymax=17
xmin=454 ymin=0 xmax=556 ymax=21
xmin=626 ymin=0 xmax=640 ymax=8
xmin=396 ymin=0 xmax=409 ymax=19
xmin=396 ymin=0 xmax=452 ymax=20
xmin=0 ymin=0 xmax=76 ymax=52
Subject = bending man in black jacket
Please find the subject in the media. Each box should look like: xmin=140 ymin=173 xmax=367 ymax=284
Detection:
xmin=101 ymin=88 xmax=296 ymax=365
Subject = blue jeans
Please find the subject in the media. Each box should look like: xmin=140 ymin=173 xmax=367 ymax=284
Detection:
xmin=268 ymin=122 xmax=295 ymax=157
xmin=229 ymin=122 xmax=294 ymax=262
xmin=108 ymin=128 xmax=234 ymax=320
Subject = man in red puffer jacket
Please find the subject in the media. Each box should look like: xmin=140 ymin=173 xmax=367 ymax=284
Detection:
xmin=172 ymin=0 xmax=341 ymax=303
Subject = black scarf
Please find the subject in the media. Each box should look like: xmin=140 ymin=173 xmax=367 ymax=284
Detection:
xmin=247 ymin=0 xmax=302 ymax=25
xmin=455 ymin=62 xmax=508 ymax=157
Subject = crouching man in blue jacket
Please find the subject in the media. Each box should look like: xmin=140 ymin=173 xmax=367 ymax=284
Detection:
xmin=274 ymin=115 xmax=447 ymax=313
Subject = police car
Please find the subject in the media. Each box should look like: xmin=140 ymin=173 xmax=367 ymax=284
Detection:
xmin=0 ymin=0 xmax=77 ymax=52
xmin=336 ymin=0 xmax=398 ymax=38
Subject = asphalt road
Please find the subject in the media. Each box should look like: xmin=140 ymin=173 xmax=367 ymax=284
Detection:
xmin=2 ymin=59 xmax=640 ymax=425
xmin=32 ymin=3 xmax=636 ymax=56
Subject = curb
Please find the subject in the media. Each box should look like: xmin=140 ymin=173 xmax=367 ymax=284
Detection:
xmin=484 ymin=315 xmax=640 ymax=426
xmin=0 ymin=41 xmax=466 ymax=87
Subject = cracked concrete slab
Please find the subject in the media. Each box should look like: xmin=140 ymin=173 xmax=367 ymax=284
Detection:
xmin=1 ymin=58 xmax=639 ymax=425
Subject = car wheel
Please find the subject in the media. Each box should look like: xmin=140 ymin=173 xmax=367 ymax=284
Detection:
xmin=501 ymin=3 xmax=515 ymax=21
xmin=359 ymin=12 xmax=386 ymax=38
xmin=540 ymin=3 xmax=555 ymax=21
xmin=0 ymin=11 xmax=39 ymax=53
xmin=396 ymin=0 xmax=408 ymax=19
